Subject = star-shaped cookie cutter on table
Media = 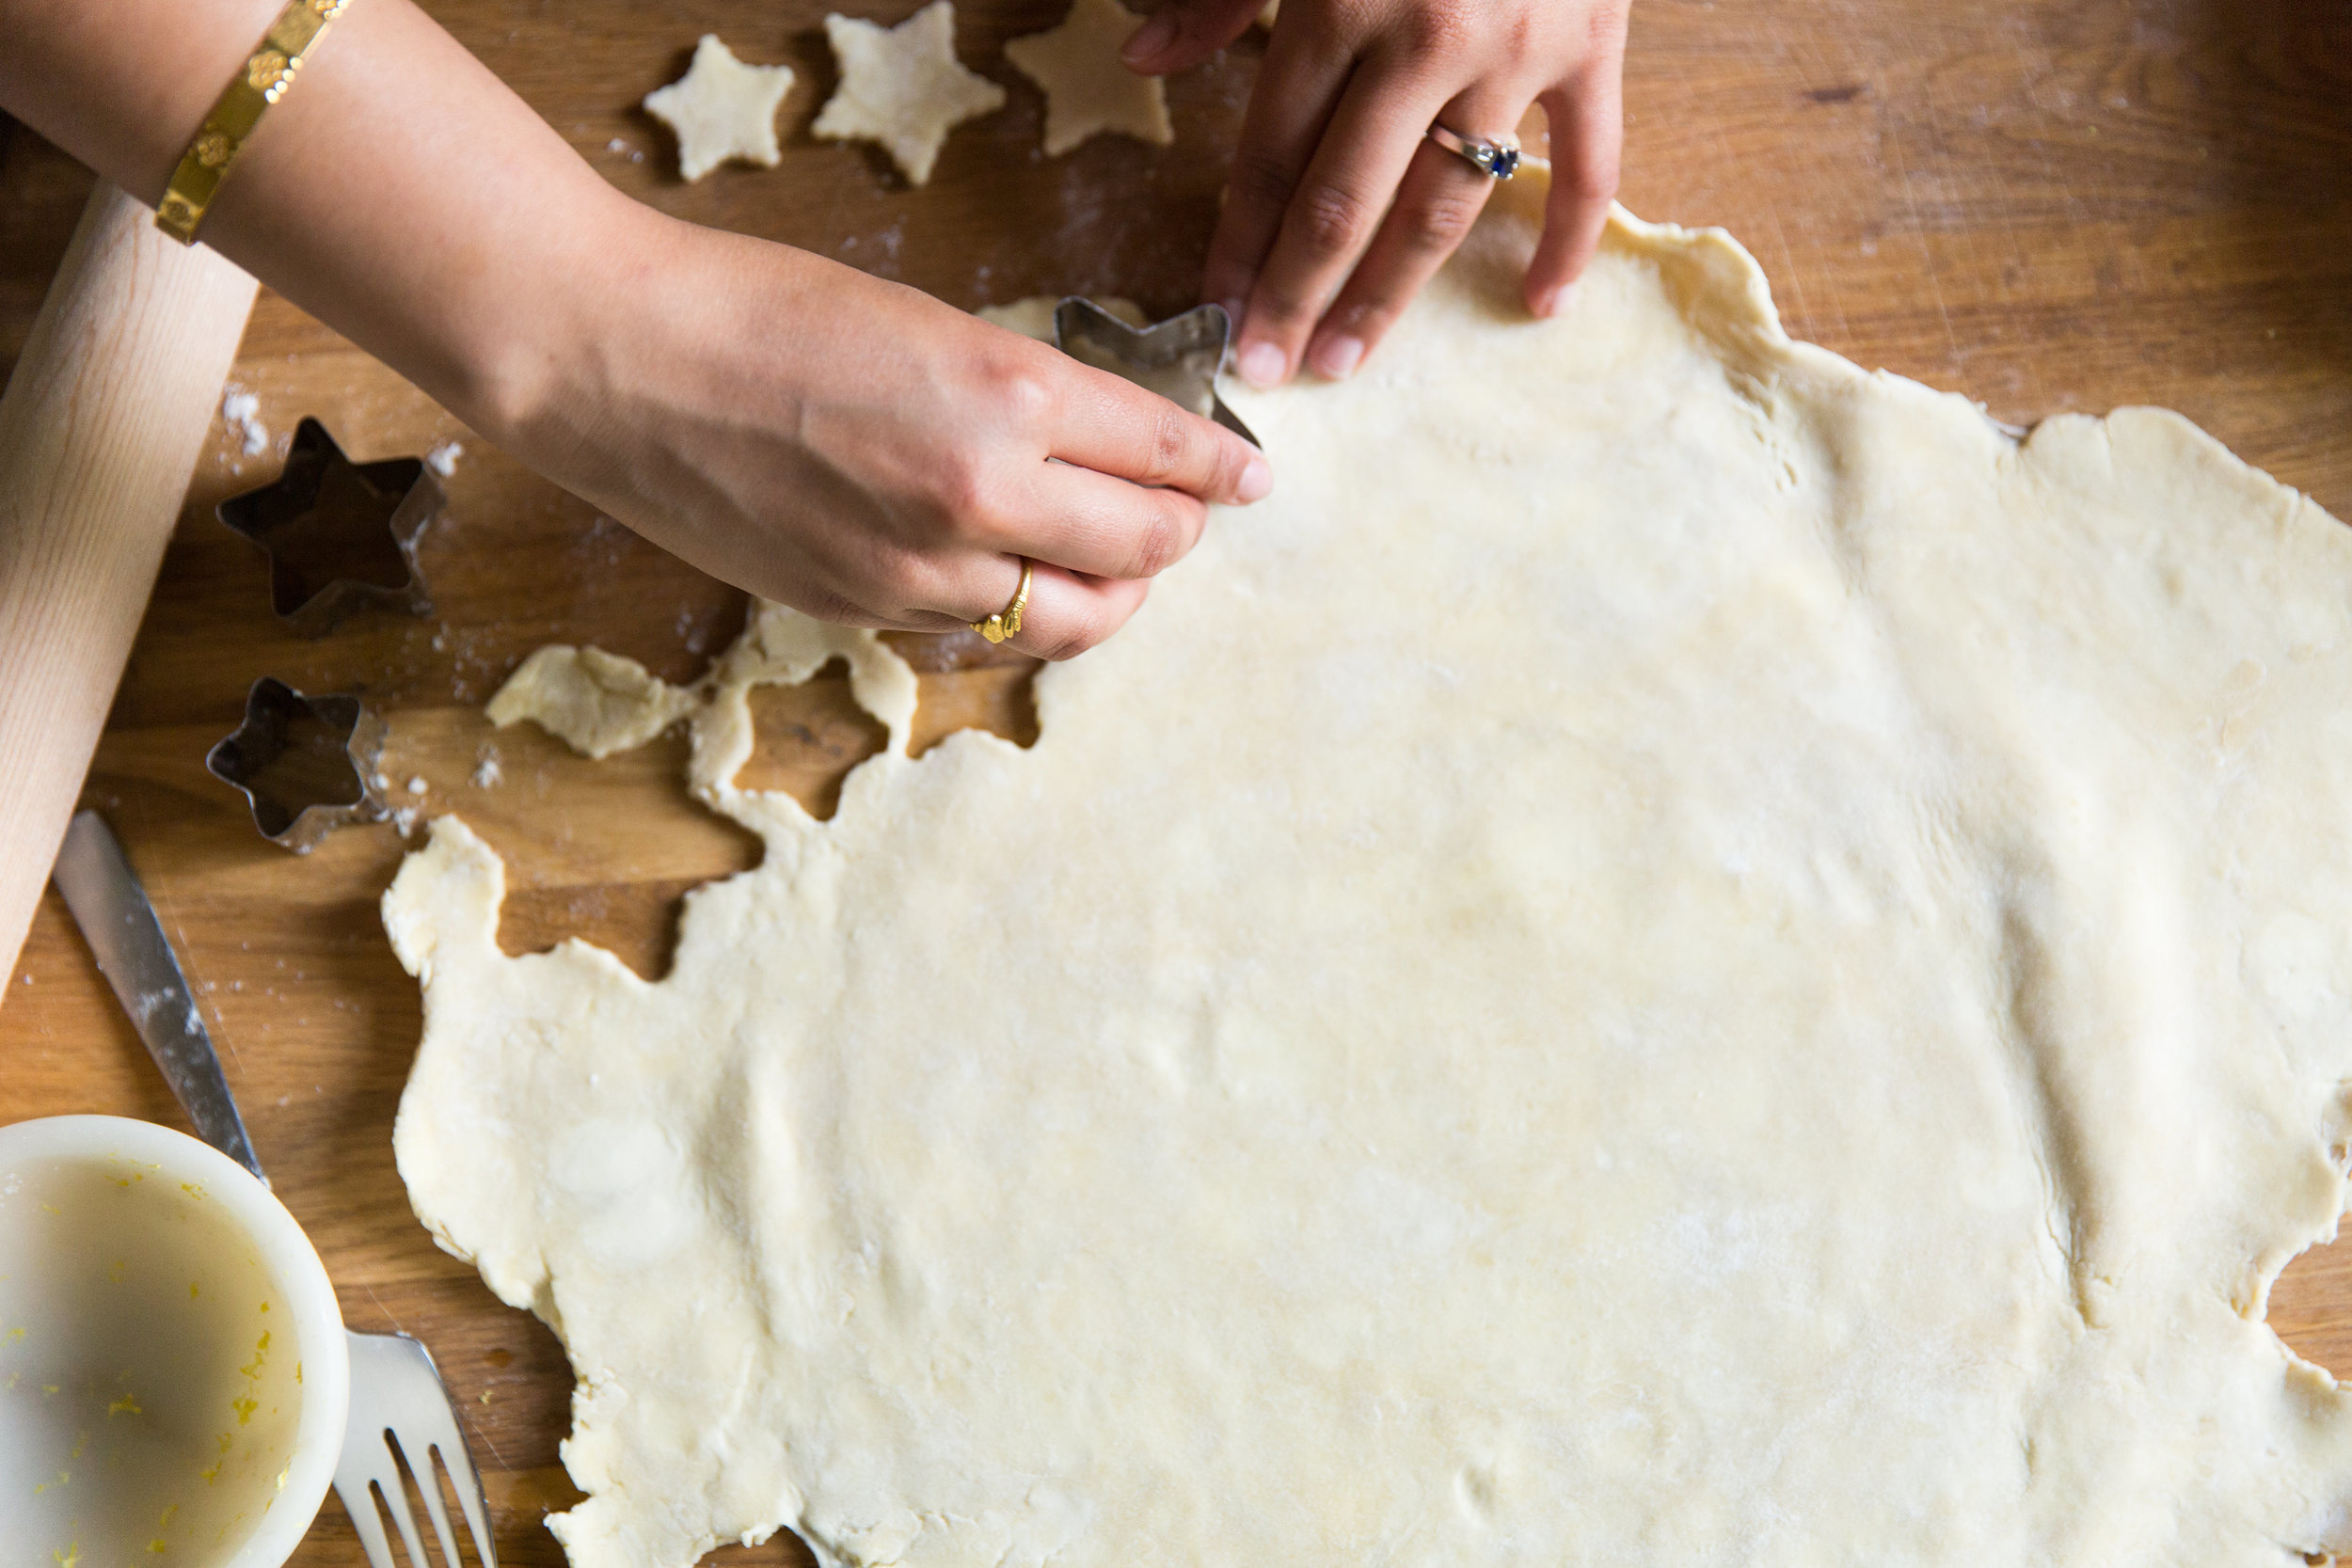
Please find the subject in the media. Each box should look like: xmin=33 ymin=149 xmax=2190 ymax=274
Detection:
xmin=1052 ymin=299 xmax=1260 ymax=451
xmin=205 ymin=677 xmax=389 ymax=853
xmin=216 ymin=417 xmax=440 ymax=638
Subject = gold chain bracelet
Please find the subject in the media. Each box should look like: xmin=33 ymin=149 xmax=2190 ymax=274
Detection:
xmin=156 ymin=0 xmax=351 ymax=245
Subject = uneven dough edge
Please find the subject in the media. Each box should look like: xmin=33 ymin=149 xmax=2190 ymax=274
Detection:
xmin=387 ymin=171 xmax=2352 ymax=1568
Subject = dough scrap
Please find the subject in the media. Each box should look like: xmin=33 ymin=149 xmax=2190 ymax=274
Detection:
xmin=642 ymin=35 xmax=795 ymax=182
xmin=485 ymin=645 xmax=701 ymax=759
xmin=389 ymin=175 xmax=2352 ymax=1568
xmin=812 ymin=2 xmax=1006 ymax=185
xmin=1004 ymin=0 xmax=1173 ymax=156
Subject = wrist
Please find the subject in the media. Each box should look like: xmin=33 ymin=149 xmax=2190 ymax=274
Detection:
xmin=481 ymin=205 xmax=849 ymax=518
xmin=451 ymin=178 xmax=659 ymax=458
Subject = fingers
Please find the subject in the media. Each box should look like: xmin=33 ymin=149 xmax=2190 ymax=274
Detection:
xmin=1197 ymin=17 xmax=1357 ymax=345
xmin=1525 ymin=54 xmax=1625 ymax=317
xmin=972 ymin=388 xmax=1263 ymax=585
xmin=937 ymin=554 xmax=1152 ymax=662
xmin=1008 ymin=563 xmax=1151 ymax=660
xmin=1228 ymin=59 xmax=1455 ymax=388
xmin=1049 ymin=363 xmax=1271 ymax=505
xmin=1301 ymin=88 xmax=1525 ymax=380
xmin=803 ymin=339 xmax=1269 ymax=654
xmin=864 ymin=370 xmax=1268 ymax=653
xmin=1119 ymin=0 xmax=1265 ymax=76
xmin=1200 ymin=1 xmax=1630 ymax=383
xmin=1014 ymin=462 xmax=1215 ymax=580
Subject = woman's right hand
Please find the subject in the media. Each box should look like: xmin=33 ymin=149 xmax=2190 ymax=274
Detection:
xmin=494 ymin=208 xmax=1274 ymax=662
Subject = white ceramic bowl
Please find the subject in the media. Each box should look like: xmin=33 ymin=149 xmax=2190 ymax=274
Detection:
xmin=0 ymin=1115 xmax=349 ymax=1568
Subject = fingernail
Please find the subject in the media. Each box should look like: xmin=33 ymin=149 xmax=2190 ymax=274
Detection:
xmin=1534 ymin=280 xmax=1579 ymax=319
xmin=1235 ymin=455 xmax=1274 ymax=504
xmin=1120 ymin=10 xmax=1178 ymax=64
xmin=1237 ymin=341 xmax=1286 ymax=388
xmin=1311 ymin=335 xmax=1364 ymax=380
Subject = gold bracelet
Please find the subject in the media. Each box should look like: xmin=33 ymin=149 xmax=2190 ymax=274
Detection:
xmin=156 ymin=0 xmax=352 ymax=245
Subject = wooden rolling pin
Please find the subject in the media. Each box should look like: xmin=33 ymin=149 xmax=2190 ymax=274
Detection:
xmin=0 ymin=182 xmax=260 ymax=1001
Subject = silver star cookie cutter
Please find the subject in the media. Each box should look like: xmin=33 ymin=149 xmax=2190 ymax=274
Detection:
xmin=216 ymin=417 xmax=440 ymax=638
xmin=205 ymin=677 xmax=389 ymax=852
xmin=1053 ymin=299 xmax=1260 ymax=450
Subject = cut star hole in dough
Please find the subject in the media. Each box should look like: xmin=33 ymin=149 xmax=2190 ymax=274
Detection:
xmin=1005 ymin=0 xmax=1173 ymax=157
xmin=391 ymin=169 xmax=2352 ymax=1568
xmin=812 ymin=1 xmax=1006 ymax=186
xmin=642 ymin=35 xmax=795 ymax=183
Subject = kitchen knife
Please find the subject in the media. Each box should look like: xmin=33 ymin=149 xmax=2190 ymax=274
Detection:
xmin=50 ymin=809 xmax=265 ymax=1183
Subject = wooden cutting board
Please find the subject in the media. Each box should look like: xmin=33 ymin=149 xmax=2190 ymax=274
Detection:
xmin=2 ymin=2 xmax=2349 ymax=1562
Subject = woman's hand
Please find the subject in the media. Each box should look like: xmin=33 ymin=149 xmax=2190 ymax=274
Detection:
xmin=1121 ymin=0 xmax=1630 ymax=386
xmin=1 ymin=0 xmax=1271 ymax=664
xmin=503 ymin=210 xmax=1272 ymax=661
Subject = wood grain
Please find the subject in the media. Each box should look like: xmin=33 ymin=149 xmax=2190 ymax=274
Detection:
xmin=3 ymin=1 xmax=2350 ymax=1561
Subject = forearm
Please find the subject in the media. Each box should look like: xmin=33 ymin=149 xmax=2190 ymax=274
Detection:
xmin=1 ymin=0 xmax=272 ymax=201
xmin=0 ymin=0 xmax=637 ymax=436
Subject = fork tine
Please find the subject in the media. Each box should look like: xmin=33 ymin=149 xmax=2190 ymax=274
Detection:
xmin=372 ymin=1437 xmax=440 ymax=1568
xmin=334 ymin=1470 xmax=402 ymax=1568
xmin=378 ymin=1466 xmax=442 ymax=1568
xmin=434 ymin=1424 xmax=499 ymax=1567
xmin=395 ymin=1333 xmax=499 ymax=1566
xmin=393 ymin=1428 xmax=468 ymax=1568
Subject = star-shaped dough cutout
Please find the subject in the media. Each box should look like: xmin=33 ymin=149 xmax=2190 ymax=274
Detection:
xmin=813 ymin=2 xmax=1007 ymax=186
xmin=644 ymin=35 xmax=796 ymax=183
xmin=1005 ymin=0 xmax=1174 ymax=157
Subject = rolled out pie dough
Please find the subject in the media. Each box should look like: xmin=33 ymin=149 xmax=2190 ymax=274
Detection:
xmin=388 ymin=172 xmax=2352 ymax=1568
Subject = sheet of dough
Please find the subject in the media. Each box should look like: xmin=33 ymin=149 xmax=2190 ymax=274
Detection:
xmin=388 ymin=174 xmax=2352 ymax=1568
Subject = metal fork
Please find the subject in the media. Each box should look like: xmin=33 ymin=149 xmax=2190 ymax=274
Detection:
xmin=336 ymin=1329 xmax=499 ymax=1568
xmin=53 ymin=811 xmax=500 ymax=1568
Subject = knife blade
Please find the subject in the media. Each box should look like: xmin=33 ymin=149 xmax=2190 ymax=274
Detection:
xmin=50 ymin=810 xmax=266 ymax=1184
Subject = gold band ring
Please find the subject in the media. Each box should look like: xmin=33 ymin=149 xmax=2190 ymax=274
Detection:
xmin=971 ymin=558 xmax=1034 ymax=644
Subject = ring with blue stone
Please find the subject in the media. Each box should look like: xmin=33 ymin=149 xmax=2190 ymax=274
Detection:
xmin=1426 ymin=123 xmax=1521 ymax=179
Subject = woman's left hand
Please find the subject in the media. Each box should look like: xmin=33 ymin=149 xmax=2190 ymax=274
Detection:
xmin=1120 ymin=0 xmax=1630 ymax=386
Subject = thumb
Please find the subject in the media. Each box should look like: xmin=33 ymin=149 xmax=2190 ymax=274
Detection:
xmin=1119 ymin=0 xmax=1267 ymax=75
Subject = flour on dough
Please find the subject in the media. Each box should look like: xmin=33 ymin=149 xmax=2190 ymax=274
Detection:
xmin=812 ymin=1 xmax=1005 ymax=185
xmin=389 ymin=172 xmax=2352 ymax=1568
xmin=1005 ymin=0 xmax=1173 ymax=156
xmin=642 ymin=35 xmax=795 ymax=183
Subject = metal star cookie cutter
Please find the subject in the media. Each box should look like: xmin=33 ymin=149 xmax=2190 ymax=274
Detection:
xmin=217 ymin=417 xmax=440 ymax=637
xmin=1053 ymin=300 xmax=1260 ymax=449
xmin=205 ymin=677 xmax=389 ymax=852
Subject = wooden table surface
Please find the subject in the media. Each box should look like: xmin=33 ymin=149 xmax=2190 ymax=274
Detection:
xmin=4 ymin=1 xmax=2350 ymax=1562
